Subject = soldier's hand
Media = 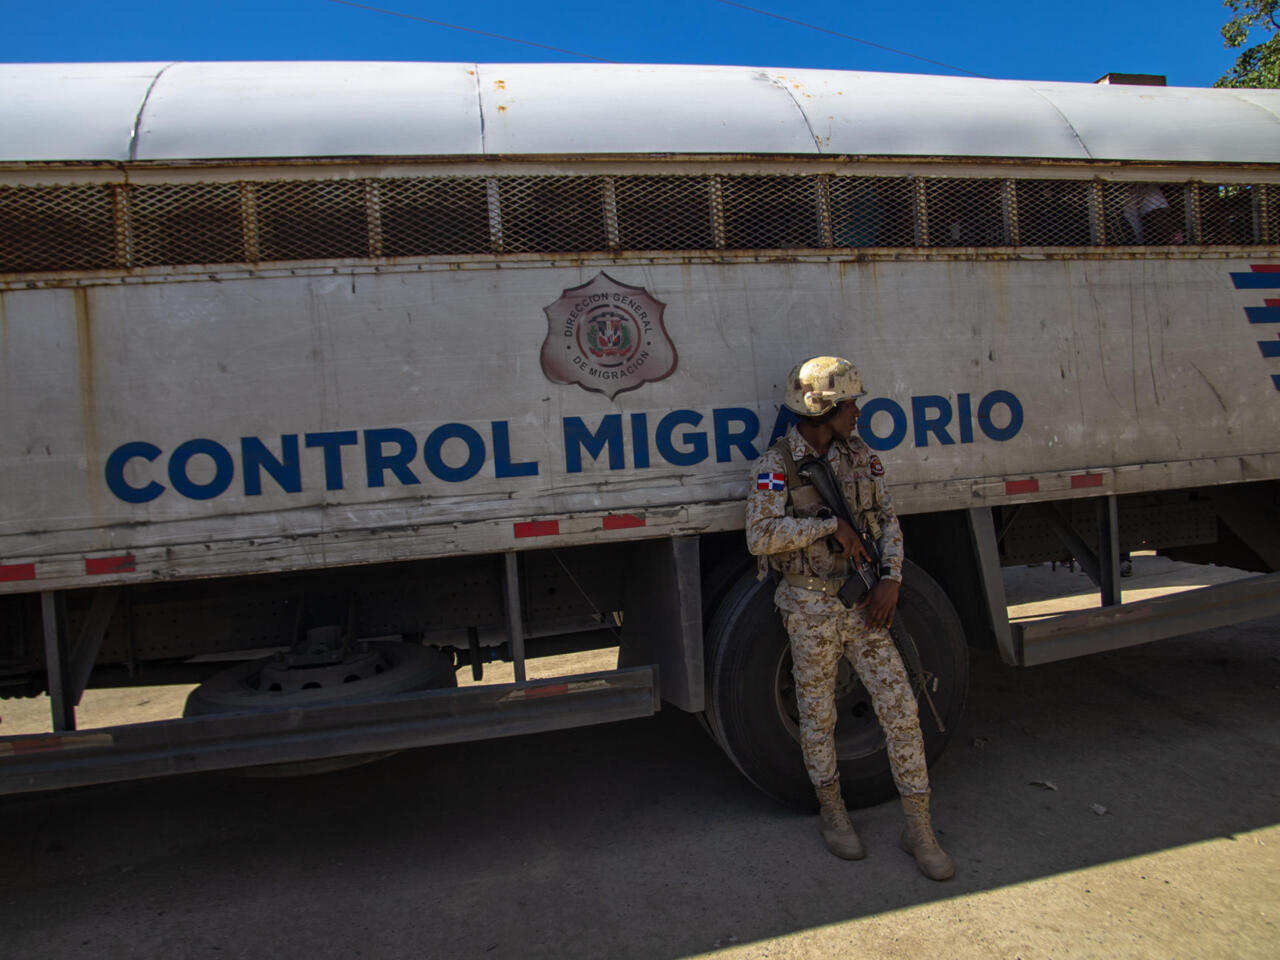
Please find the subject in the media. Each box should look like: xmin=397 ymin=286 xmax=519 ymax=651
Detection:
xmin=832 ymin=518 xmax=872 ymax=565
xmin=857 ymin=579 xmax=900 ymax=630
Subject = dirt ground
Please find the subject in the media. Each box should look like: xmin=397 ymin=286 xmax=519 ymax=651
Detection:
xmin=0 ymin=556 xmax=1277 ymax=959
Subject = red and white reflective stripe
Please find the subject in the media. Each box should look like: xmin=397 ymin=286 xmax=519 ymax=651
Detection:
xmin=513 ymin=519 xmax=560 ymax=539
xmin=513 ymin=513 xmax=646 ymax=538
xmin=0 ymin=555 xmax=138 ymax=583
xmin=505 ymin=682 xmax=569 ymax=700
xmin=1004 ymin=473 xmax=1108 ymax=496
xmin=0 ymin=563 xmax=36 ymax=583
xmin=0 ymin=733 xmax=114 ymax=757
xmin=601 ymin=513 xmax=645 ymax=531
xmin=1004 ymin=479 xmax=1040 ymax=495
xmin=1070 ymin=473 xmax=1104 ymax=489
xmin=85 ymin=555 xmax=136 ymax=575
xmin=499 ymin=678 xmax=610 ymax=702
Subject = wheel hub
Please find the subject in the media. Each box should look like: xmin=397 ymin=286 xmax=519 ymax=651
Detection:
xmin=256 ymin=646 xmax=390 ymax=693
xmin=774 ymin=646 xmax=887 ymax=759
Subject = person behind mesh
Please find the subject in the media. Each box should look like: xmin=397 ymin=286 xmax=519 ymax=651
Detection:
xmin=1122 ymin=183 xmax=1185 ymax=244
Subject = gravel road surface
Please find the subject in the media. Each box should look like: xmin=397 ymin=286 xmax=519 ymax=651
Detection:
xmin=1 ymin=558 xmax=1277 ymax=959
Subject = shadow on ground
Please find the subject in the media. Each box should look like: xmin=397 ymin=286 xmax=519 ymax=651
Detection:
xmin=1 ymin=615 xmax=1278 ymax=959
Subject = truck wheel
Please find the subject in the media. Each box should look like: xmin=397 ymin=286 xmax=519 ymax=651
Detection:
xmin=184 ymin=640 xmax=456 ymax=716
xmin=704 ymin=559 xmax=968 ymax=809
xmin=183 ymin=641 xmax=456 ymax=777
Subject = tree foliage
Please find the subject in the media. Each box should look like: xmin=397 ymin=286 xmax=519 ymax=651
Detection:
xmin=1216 ymin=0 xmax=1280 ymax=87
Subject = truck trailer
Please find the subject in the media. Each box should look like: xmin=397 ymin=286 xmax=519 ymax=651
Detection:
xmin=1 ymin=61 xmax=1278 ymax=804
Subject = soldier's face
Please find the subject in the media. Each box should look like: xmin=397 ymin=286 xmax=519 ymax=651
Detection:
xmin=833 ymin=399 xmax=861 ymax=436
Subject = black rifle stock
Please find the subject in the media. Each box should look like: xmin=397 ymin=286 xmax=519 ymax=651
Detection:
xmin=794 ymin=455 xmax=881 ymax=604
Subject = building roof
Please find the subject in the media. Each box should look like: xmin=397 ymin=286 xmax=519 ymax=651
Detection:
xmin=4 ymin=60 xmax=1280 ymax=164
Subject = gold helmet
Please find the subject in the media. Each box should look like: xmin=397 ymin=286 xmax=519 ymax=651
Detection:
xmin=783 ymin=356 xmax=866 ymax=416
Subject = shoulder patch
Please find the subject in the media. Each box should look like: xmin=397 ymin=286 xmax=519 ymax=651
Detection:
xmin=869 ymin=456 xmax=885 ymax=477
xmin=756 ymin=472 xmax=786 ymax=491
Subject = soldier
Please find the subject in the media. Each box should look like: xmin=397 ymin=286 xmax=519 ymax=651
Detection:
xmin=745 ymin=356 xmax=954 ymax=881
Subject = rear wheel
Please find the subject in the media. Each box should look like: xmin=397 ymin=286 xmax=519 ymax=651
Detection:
xmin=704 ymin=559 xmax=968 ymax=809
xmin=184 ymin=640 xmax=456 ymax=777
xmin=184 ymin=640 xmax=455 ymax=716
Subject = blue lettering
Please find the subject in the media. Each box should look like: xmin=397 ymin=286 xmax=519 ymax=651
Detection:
xmin=630 ymin=413 xmax=650 ymax=469
xmin=364 ymin=428 xmax=421 ymax=487
xmin=713 ymin=407 xmax=760 ymax=463
xmin=105 ymin=441 xmax=165 ymax=503
xmin=563 ymin=415 xmax=624 ymax=473
xmin=858 ymin=398 xmax=909 ymax=451
xmin=912 ymin=395 xmax=955 ymax=447
xmin=104 ymin=389 xmax=1026 ymax=506
xmin=305 ymin=431 xmax=359 ymax=490
xmin=656 ymin=409 xmax=707 ymax=466
xmin=242 ymin=435 xmax=302 ymax=495
xmin=168 ymin=438 xmax=234 ymax=500
xmin=978 ymin=390 xmax=1023 ymax=442
xmin=957 ymin=393 xmax=975 ymax=444
xmin=492 ymin=421 xmax=538 ymax=479
xmin=424 ymin=423 xmax=485 ymax=482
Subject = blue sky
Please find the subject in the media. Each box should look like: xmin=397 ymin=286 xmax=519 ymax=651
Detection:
xmin=0 ymin=1 xmax=1256 ymax=88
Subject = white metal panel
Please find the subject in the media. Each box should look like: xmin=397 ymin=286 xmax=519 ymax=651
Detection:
xmin=777 ymin=68 xmax=1091 ymax=159
xmin=1230 ymin=89 xmax=1280 ymax=124
xmin=0 ymin=62 xmax=168 ymax=162
xmin=3 ymin=254 xmax=1278 ymax=592
xmin=4 ymin=60 xmax=1280 ymax=164
xmin=1033 ymin=80 xmax=1280 ymax=163
xmin=0 ymin=288 xmax=104 ymax=543
xmin=136 ymin=61 xmax=484 ymax=160
xmin=475 ymin=63 xmax=817 ymax=155
xmin=0 ymin=59 xmax=1269 ymax=163
xmin=1 ymin=61 xmax=1277 ymax=165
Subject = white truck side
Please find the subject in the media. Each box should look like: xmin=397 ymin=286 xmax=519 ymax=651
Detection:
xmin=1 ymin=62 xmax=1278 ymax=803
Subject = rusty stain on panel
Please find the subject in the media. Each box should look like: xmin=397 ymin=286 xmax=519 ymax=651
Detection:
xmin=73 ymin=287 xmax=105 ymax=528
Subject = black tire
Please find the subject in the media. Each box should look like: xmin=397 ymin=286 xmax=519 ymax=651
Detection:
xmin=704 ymin=559 xmax=968 ymax=809
xmin=184 ymin=641 xmax=457 ymax=778
xmin=701 ymin=550 xmax=756 ymax=624
xmin=184 ymin=641 xmax=456 ymax=717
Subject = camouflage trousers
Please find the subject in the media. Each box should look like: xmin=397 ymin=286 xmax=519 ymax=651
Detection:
xmin=783 ymin=608 xmax=930 ymax=797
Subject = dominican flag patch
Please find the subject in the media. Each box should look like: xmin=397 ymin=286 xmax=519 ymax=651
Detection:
xmin=756 ymin=472 xmax=786 ymax=491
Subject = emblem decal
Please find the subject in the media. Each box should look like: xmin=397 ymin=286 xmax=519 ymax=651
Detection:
xmin=869 ymin=456 xmax=885 ymax=477
xmin=540 ymin=272 xmax=677 ymax=399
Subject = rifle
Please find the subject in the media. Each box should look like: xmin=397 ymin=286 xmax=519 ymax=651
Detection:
xmin=794 ymin=455 xmax=946 ymax=732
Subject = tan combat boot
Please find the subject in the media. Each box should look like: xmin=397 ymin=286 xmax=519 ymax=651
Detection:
xmin=815 ymin=781 xmax=866 ymax=860
xmin=899 ymin=791 xmax=955 ymax=880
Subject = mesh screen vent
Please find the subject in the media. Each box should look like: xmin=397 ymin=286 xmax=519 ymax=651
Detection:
xmin=615 ymin=176 xmax=715 ymax=251
xmin=0 ymin=183 xmax=117 ymax=272
xmin=2 ymin=171 xmax=1277 ymax=276
xmin=721 ymin=175 xmax=823 ymax=250
xmin=497 ymin=177 xmax=608 ymax=254
xmin=254 ymin=179 xmax=369 ymax=261
xmin=131 ymin=182 xmax=245 ymax=267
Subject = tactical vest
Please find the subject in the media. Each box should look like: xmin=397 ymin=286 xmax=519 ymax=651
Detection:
xmin=769 ymin=437 xmax=884 ymax=543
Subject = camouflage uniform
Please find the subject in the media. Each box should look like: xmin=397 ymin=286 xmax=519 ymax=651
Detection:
xmin=745 ymin=424 xmax=928 ymax=797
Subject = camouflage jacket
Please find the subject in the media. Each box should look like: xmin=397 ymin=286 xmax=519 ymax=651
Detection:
xmin=745 ymin=425 xmax=904 ymax=613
